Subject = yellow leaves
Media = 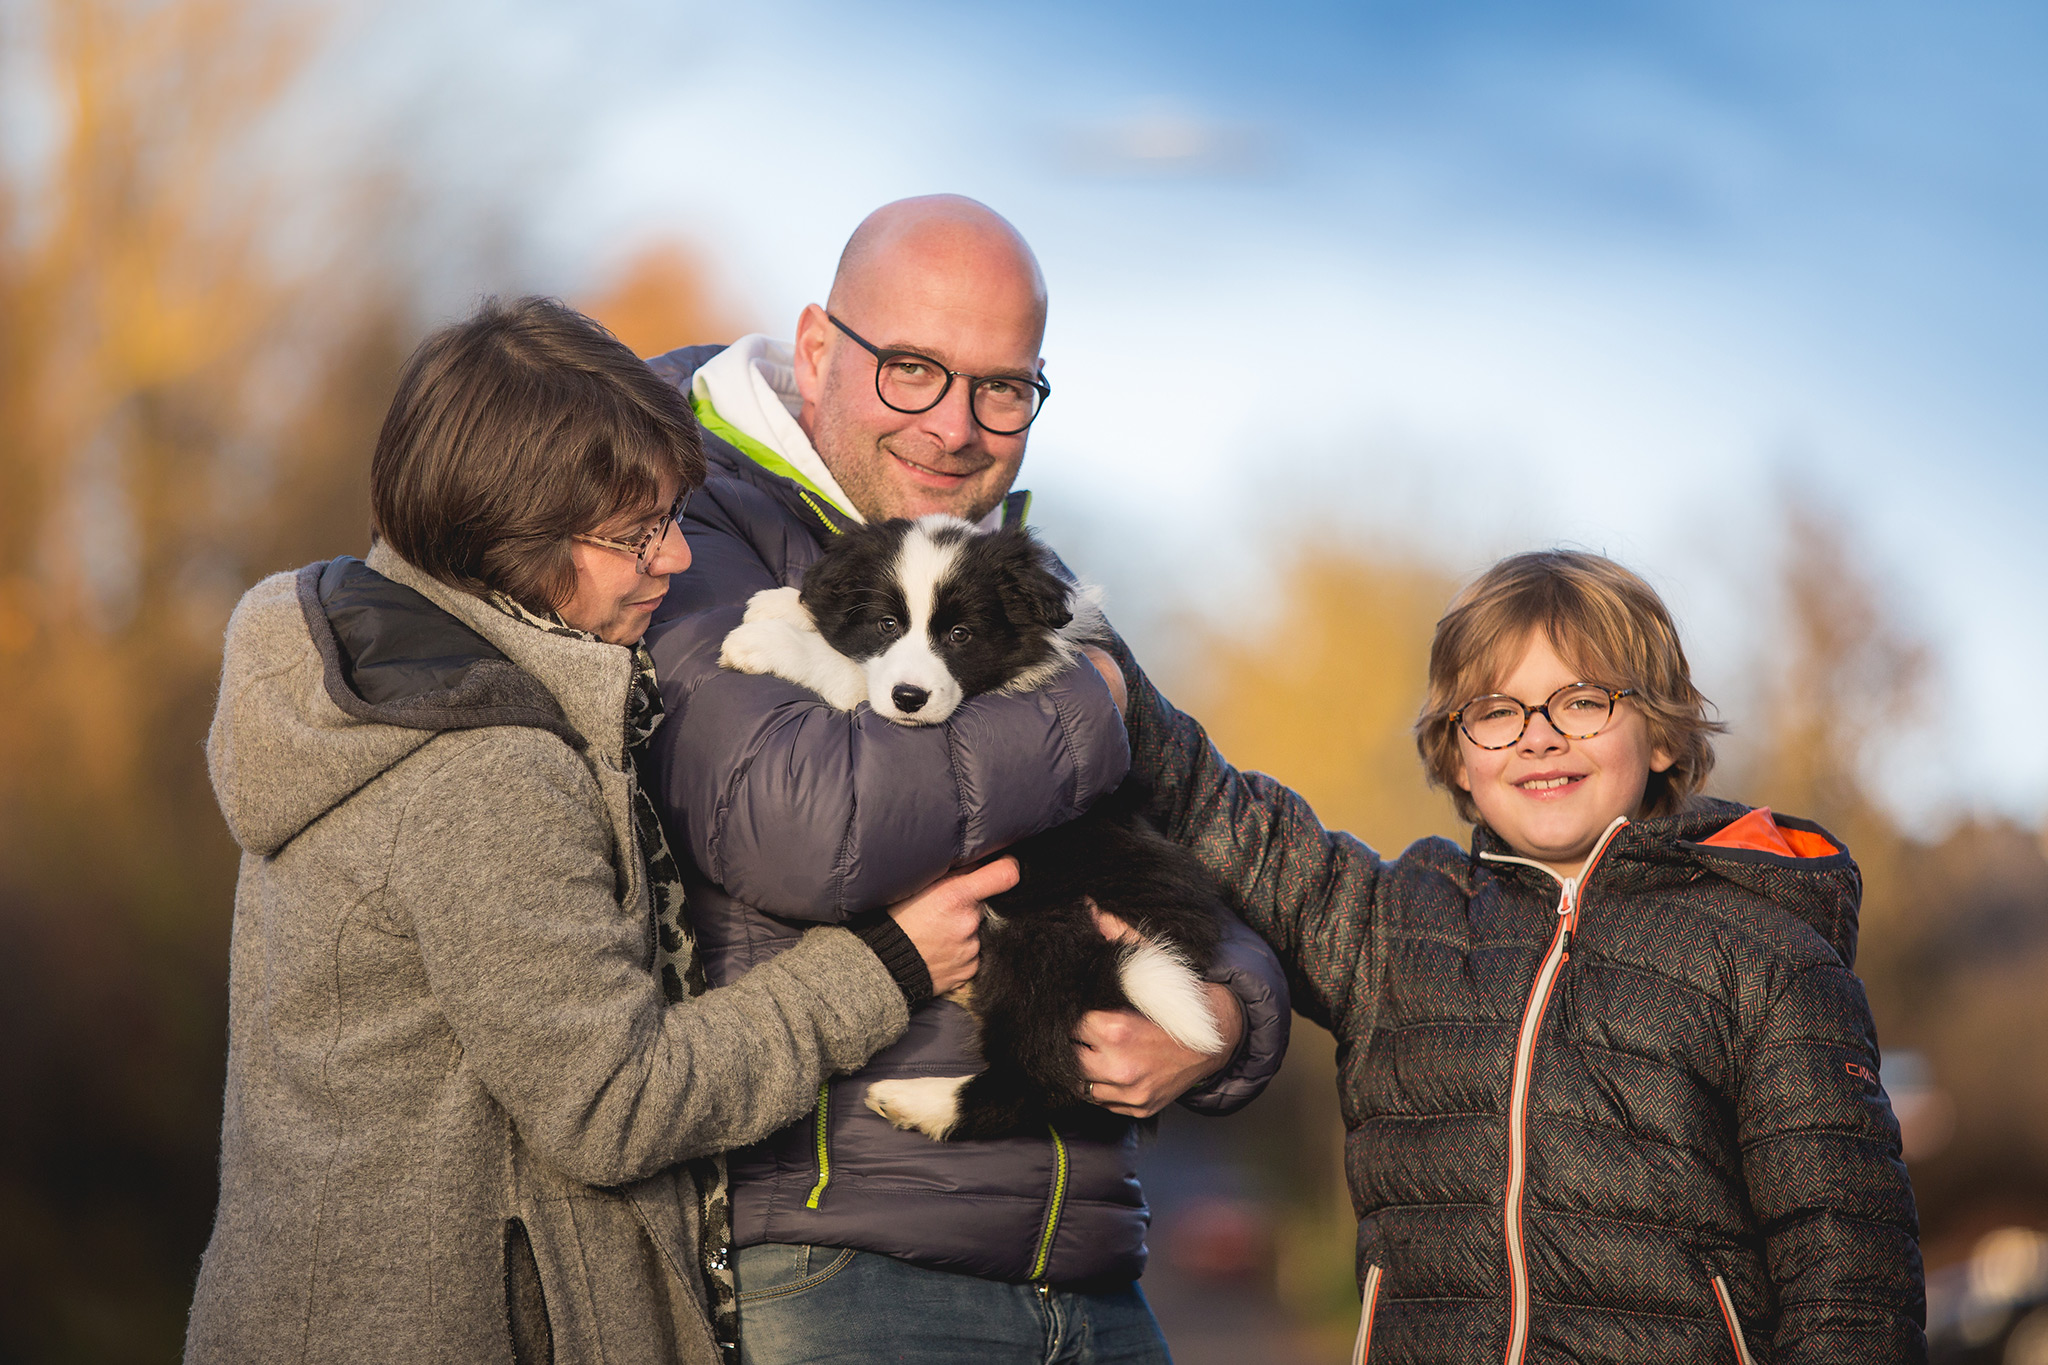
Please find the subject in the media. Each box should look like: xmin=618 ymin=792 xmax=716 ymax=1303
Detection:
xmin=0 ymin=0 xmax=382 ymax=855
xmin=0 ymin=576 xmax=36 ymax=655
xmin=1175 ymin=549 xmax=1466 ymax=856
xmin=26 ymin=0 xmax=323 ymax=432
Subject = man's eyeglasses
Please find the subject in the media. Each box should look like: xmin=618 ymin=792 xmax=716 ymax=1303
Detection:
xmin=828 ymin=314 xmax=1051 ymax=436
xmin=1450 ymin=683 xmax=1639 ymax=750
xmin=573 ymin=489 xmax=691 ymax=575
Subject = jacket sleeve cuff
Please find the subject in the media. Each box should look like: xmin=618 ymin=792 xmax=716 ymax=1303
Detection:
xmin=849 ymin=912 xmax=933 ymax=1009
xmin=1180 ymin=916 xmax=1291 ymax=1116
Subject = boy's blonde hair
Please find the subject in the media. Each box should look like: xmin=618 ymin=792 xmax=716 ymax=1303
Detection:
xmin=1415 ymin=550 xmax=1724 ymax=824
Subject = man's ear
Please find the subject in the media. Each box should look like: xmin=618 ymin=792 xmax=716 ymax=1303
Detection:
xmin=792 ymin=304 xmax=832 ymax=415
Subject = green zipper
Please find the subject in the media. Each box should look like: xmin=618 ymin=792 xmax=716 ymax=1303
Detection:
xmin=804 ymin=1082 xmax=832 ymax=1209
xmin=689 ymin=394 xmax=848 ymax=538
xmin=1028 ymin=1125 xmax=1070 ymax=1280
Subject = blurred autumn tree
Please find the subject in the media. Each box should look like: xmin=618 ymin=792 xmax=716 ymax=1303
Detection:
xmin=1726 ymin=502 xmax=2048 ymax=1256
xmin=0 ymin=0 xmax=414 ymax=1357
xmin=1158 ymin=549 xmax=1465 ymax=1341
xmin=1 ymin=2 xmax=753 ymax=1354
xmin=581 ymin=241 xmax=745 ymax=359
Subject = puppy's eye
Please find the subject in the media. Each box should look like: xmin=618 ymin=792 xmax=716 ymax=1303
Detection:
xmin=947 ymin=625 xmax=972 ymax=645
xmin=877 ymin=616 xmax=900 ymax=637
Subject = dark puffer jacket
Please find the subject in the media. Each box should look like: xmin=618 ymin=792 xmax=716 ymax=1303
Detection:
xmin=640 ymin=345 xmax=1290 ymax=1285
xmin=1122 ymin=659 xmax=1927 ymax=1364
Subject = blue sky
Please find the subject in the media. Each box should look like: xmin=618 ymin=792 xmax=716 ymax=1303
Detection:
xmin=295 ymin=1 xmax=2048 ymax=819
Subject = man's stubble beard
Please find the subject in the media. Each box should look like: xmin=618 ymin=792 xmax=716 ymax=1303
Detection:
xmin=809 ymin=380 xmax=1014 ymax=526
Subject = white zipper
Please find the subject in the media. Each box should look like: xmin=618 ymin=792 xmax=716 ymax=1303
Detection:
xmin=1480 ymin=817 xmax=1627 ymax=1365
xmin=1351 ymin=1263 xmax=1385 ymax=1365
xmin=1711 ymin=1275 xmax=1759 ymax=1365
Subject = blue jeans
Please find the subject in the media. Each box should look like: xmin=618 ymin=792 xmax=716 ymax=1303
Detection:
xmin=733 ymin=1243 xmax=1173 ymax=1365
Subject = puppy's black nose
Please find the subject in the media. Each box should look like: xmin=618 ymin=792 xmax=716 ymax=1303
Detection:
xmin=891 ymin=684 xmax=929 ymax=713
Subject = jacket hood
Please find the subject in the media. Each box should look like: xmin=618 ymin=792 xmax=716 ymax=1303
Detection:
xmin=1676 ymin=799 xmax=1861 ymax=966
xmin=207 ymin=554 xmax=585 ymax=856
xmin=1473 ymin=797 xmax=1863 ymax=966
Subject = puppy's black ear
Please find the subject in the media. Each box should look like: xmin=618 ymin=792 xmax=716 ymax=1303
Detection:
xmin=990 ymin=529 xmax=1073 ymax=631
xmin=799 ymin=520 xmax=905 ymax=619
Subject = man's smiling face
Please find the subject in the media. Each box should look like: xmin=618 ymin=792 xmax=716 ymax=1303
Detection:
xmin=794 ymin=197 xmax=1046 ymax=525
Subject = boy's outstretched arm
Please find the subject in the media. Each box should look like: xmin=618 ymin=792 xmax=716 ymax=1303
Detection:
xmin=1105 ymin=636 xmax=1390 ymax=1043
xmin=1741 ymin=961 xmax=1928 ymax=1363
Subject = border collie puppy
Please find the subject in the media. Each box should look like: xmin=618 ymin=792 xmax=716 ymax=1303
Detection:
xmin=718 ymin=515 xmax=1227 ymax=1141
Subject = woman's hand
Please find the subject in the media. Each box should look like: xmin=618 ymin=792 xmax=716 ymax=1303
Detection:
xmin=887 ymin=857 xmax=1019 ymax=997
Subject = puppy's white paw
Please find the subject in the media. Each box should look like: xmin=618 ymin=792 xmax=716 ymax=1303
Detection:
xmin=864 ymin=1076 xmax=972 ymax=1140
xmin=719 ymin=602 xmax=871 ymax=711
xmin=718 ymin=617 xmax=798 ymax=676
xmin=742 ymin=585 xmax=810 ymax=626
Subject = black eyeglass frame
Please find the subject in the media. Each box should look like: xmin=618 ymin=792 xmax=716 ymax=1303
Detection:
xmin=827 ymin=313 xmax=1051 ymax=436
xmin=1450 ymin=683 xmax=1639 ymax=750
xmin=573 ymin=488 xmax=692 ymax=575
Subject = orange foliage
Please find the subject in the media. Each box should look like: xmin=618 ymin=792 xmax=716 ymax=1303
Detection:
xmin=580 ymin=243 xmax=741 ymax=359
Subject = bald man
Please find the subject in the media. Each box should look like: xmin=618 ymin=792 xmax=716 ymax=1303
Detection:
xmin=643 ymin=197 xmax=1289 ymax=1364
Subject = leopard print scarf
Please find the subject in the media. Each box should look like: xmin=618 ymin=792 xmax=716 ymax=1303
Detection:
xmin=485 ymin=591 xmax=737 ymax=1357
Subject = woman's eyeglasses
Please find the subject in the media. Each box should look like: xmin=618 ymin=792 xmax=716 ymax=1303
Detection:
xmin=573 ymin=489 xmax=692 ymax=574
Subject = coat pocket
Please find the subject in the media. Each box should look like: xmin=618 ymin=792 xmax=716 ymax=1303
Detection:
xmin=504 ymin=1218 xmax=555 ymax=1365
xmin=1350 ymin=1263 xmax=1386 ymax=1365
xmin=1711 ymin=1274 xmax=1760 ymax=1365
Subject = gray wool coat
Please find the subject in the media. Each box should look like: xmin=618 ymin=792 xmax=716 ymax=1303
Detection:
xmin=185 ymin=542 xmax=912 ymax=1365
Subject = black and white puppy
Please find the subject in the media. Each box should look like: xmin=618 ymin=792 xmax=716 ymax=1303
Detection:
xmin=719 ymin=513 xmax=1106 ymax=725
xmin=719 ymin=514 xmax=1228 ymax=1141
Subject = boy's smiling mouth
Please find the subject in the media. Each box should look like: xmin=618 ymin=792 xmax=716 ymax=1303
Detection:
xmin=1516 ymin=772 xmax=1585 ymax=793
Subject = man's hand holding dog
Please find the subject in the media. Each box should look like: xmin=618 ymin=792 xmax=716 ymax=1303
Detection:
xmin=1074 ymin=906 xmax=1246 ymax=1117
xmin=888 ymin=857 xmax=1019 ymax=997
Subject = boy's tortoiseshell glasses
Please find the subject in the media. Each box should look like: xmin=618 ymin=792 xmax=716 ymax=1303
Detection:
xmin=1451 ymin=683 xmax=1638 ymax=750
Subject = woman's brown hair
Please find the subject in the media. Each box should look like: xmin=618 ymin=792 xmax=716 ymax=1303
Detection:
xmin=1415 ymin=550 xmax=1724 ymax=823
xmin=370 ymin=296 xmax=706 ymax=612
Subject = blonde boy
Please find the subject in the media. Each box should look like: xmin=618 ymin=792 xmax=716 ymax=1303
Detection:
xmin=1125 ymin=550 xmax=1925 ymax=1363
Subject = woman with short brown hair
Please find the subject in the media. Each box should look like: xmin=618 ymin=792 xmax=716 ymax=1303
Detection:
xmin=184 ymin=298 xmax=1002 ymax=1364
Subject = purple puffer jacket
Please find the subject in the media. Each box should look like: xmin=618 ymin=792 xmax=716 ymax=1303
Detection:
xmin=641 ymin=345 xmax=1290 ymax=1284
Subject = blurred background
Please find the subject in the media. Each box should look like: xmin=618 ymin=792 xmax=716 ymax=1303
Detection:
xmin=3 ymin=0 xmax=2046 ymax=1360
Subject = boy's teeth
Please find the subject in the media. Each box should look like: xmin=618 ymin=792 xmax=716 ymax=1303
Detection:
xmin=1523 ymin=776 xmax=1576 ymax=790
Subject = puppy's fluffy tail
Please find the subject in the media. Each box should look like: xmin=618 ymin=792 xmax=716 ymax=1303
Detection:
xmin=1117 ymin=940 xmax=1224 ymax=1056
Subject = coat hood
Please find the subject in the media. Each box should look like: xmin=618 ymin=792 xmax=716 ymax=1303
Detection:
xmin=207 ymin=552 xmax=590 ymax=857
xmin=1473 ymin=797 xmax=1863 ymax=966
xmin=1676 ymin=798 xmax=1862 ymax=966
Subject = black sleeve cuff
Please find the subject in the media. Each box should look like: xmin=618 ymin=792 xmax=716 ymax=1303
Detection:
xmin=850 ymin=912 xmax=933 ymax=1009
